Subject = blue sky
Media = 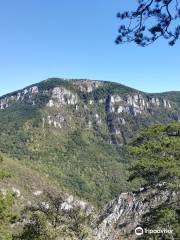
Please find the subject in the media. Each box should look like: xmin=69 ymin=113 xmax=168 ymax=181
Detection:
xmin=0 ymin=0 xmax=179 ymax=96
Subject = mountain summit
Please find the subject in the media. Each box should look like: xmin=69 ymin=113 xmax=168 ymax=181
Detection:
xmin=0 ymin=78 xmax=180 ymax=205
xmin=0 ymin=78 xmax=180 ymax=239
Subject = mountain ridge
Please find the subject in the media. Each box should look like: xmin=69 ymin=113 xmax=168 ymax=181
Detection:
xmin=1 ymin=78 xmax=180 ymax=100
xmin=0 ymin=78 xmax=139 ymax=99
xmin=0 ymin=78 xmax=179 ymax=206
xmin=0 ymin=78 xmax=180 ymax=239
xmin=1 ymin=122 xmax=179 ymax=240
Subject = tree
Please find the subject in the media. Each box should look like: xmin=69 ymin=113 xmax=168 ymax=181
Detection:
xmin=129 ymin=123 xmax=180 ymax=189
xmin=0 ymin=154 xmax=14 ymax=240
xmin=116 ymin=0 xmax=180 ymax=46
xmin=0 ymin=192 xmax=15 ymax=240
xmin=14 ymin=212 xmax=51 ymax=240
xmin=128 ymin=123 xmax=180 ymax=239
xmin=17 ymin=190 xmax=94 ymax=240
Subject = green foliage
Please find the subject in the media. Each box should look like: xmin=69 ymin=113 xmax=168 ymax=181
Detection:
xmin=128 ymin=123 xmax=180 ymax=239
xmin=0 ymin=192 xmax=15 ymax=240
xmin=77 ymin=81 xmax=138 ymax=103
xmin=0 ymin=155 xmax=3 ymax=162
xmin=38 ymin=78 xmax=74 ymax=92
xmin=0 ymin=79 xmax=179 ymax=208
xmin=157 ymin=91 xmax=180 ymax=107
xmin=16 ymin=190 xmax=94 ymax=240
xmin=0 ymin=156 xmax=15 ymax=240
xmin=0 ymin=79 xmax=180 ymax=239
xmin=139 ymin=204 xmax=180 ymax=240
xmin=37 ymin=78 xmax=137 ymax=102
xmin=14 ymin=212 xmax=50 ymax=240
xmin=0 ymin=169 xmax=11 ymax=180
xmin=0 ymin=154 xmax=11 ymax=180
xmin=0 ymin=101 xmax=136 ymax=207
xmin=129 ymin=123 xmax=180 ymax=189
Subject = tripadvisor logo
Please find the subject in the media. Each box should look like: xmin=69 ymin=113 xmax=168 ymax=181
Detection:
xmin=135 ymin=226 xmax=173 ymax=236
xmin=135 ymin=226 xmax=144 ymax=236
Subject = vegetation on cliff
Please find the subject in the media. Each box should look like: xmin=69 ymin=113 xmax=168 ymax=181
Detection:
xmin=129 ymin=123 xmax=180 ymax=239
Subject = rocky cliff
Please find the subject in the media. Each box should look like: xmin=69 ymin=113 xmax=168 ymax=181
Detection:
xmin=0 ymin=79 xmax=179 ymax=239
xmin=0 ymin=164 xmax=176 ymax=240
xmin=0 ymin=78 xmax=179 ymax=145
xmin=94 ymin=187 xmax=176 ymax=240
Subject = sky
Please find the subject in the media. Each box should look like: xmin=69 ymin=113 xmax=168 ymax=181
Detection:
xmin=0 ymin=0 xmax=179 ymax=96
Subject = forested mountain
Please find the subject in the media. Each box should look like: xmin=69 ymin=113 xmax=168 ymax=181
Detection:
xmin=0 ymin=78 xmax=179 ymax=239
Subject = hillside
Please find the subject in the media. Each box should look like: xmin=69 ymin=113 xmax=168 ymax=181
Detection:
xmin=0 ymin=153 xmax=97 ymax=240
xmin=95 ymin=122 xmax=180 ymax=239
xmin=156 ymin=91 xmax=180 ymax=106
xmin=0 ymin=122 xmax=179 ymax=240
xmin=0 ymin=78 xmax=180 ymax=207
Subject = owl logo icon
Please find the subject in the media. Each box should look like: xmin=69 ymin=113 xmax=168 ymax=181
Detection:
xmin=135 ymin=226 xmax=144 ymax=236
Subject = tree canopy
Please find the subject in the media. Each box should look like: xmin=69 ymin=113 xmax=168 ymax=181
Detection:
xmin=128 ymin=123 xmax=180 ymax=239
xmin=129 ymin=123 xmax=180 ymax=190
xmin=116 ymin=0 xmax=180 ymax=46
xmin=0 ymin=154 xmax=15 ymax=240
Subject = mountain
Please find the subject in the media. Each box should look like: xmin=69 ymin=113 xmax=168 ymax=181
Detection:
xmin=0 ymin=78 xmax=180 ymax=207
xmin=0 ymin=78 xmax=180 ymax=239
xmin=94 ymin=187 xmax=175 ymax=240
xmin=95 ymin=122 xmax=180 ymax=240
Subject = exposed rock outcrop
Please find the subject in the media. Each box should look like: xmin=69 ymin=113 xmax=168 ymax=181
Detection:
xmin=0 ymin=183 xmax=177 ymax=240
xmin=73 ymin=80 xmax=104 ymax=92
xmin=0 ymin=79 xmax=179 ymax=145
xmin=47 ymin=87 xmax=79 ymax=107
xmin=0 ymin=86 xmax=38 ymax=109
xmin=94 ymin=188 xmax=175 ymax=240
xmin=106 ymin=94 xmax=172 ymax=116
xmin=43 ymin=114 xmax=68 ymax=129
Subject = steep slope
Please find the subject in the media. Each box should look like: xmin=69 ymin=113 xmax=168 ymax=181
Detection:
xmin=155 ymin=91 xmax=180 ymax=107
xmin=0 ymin=153 xmax=96 ymax=240
xmin=1 ymin=122 xmax=179 ymax=240
xmin=94 ymin=188 xmax=174 ymax=240
xmin=94 ymin=122 xmax=180 ymax=240
xmin=0 ymin=78 xmax=179 ymax=206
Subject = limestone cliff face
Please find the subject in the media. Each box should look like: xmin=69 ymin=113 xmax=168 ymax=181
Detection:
xmin=0 ymin=79 xmax=179 ymax=144
xmin=105 ymin=93 xmax=178 ymax=143
xmin=0 ymin=79 xmax=179 ymax=239
xmin=4 ymin=182 xmax=174 ymax=240
xmin=0 ymin=81 xmax=175 ymax=114
xmin=46 ymin=87 xmax=79 ymax=107
xmin=2 ymin=175 xmax=174 ymax=240
xmin=73 ymin=79 xmax=104 ymax=92
xmin=94 ymin=188 xmax=175 ymax=240
xmin=106 ymin=94 xmax=172 ymax=116
xmin=0 ymin=86 xmax=39 ymax=109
